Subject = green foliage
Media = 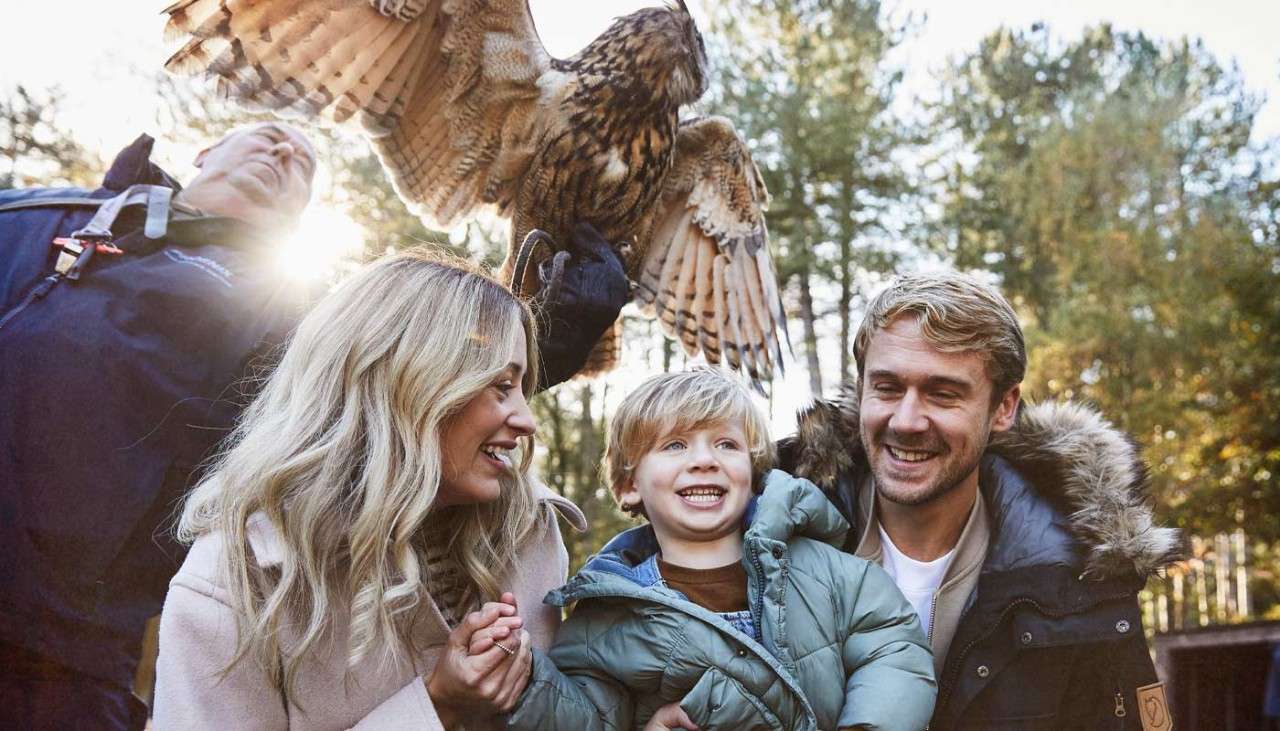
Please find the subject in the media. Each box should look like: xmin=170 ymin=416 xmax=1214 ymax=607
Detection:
xmin=533 ymin=381 xmax=632 ymax=572
xmin=0 ymin=85 xmax=103 ymax=189
xmin=705 ymin=0 xmax=921 ymax=386
xmin=933 ymin=24 xmax=1280 ymax=540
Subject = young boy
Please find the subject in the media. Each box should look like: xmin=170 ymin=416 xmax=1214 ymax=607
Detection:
xmin=502 ymin=369 xmax=935 ymax=730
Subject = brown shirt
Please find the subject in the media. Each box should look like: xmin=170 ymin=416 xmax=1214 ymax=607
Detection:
xmin=658 ymin=558 xmax=749 ymax=613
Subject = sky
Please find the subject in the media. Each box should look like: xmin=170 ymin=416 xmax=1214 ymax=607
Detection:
xmin=2 ymin=0 xmax=1277 ymax=434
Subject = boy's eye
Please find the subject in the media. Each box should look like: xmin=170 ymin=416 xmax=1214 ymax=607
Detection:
xmin=660 ymin=440 xmax=686 ymax=451
xmin=716 ymin=439 xmax=741 ymax=450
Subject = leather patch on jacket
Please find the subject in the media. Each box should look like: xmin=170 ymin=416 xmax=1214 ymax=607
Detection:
xmin=1135 ymin=681 xmax=1172 ymax=730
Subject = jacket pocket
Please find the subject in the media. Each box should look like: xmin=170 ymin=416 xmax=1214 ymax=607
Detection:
xmin=680 ymin=667 xmax=783 ymax=731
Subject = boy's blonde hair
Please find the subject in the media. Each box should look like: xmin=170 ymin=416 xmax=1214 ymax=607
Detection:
xmin=604 ymin=368 xmax=775 ymax=517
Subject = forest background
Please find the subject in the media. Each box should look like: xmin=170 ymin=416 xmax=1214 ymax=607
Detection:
xmin=3 ymin=0 xmax=1278 ymax=628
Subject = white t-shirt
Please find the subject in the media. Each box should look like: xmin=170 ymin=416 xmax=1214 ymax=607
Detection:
xmin=878 ymin=526 xmax=955 ymax=639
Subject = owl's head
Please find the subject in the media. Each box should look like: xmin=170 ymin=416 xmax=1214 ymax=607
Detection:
xmin=662 ymin=0 xmax=710 ymax=104
xmin=584 ymin=2 xmax=709 ymax=108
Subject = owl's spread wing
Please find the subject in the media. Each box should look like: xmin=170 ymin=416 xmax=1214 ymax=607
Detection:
xmin=636 ymin=116 xmax=788 ymax=386
xmin=163 ymin=0 xmax=554 ymax=229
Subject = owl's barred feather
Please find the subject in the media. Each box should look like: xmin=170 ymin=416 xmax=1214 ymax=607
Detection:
xmin=163 ymin=0 xmax=788 ymax=384
xmin=637 ymin=116 xmax=785 ymax=385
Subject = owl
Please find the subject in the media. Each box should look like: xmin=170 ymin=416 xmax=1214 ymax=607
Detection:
xmin=164 ymin=0 xmax=788 ymax=384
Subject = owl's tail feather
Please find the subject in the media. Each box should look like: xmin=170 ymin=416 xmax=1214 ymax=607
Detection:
xmin=637 ymin=210 xmax=775 ymax=387
xmin=710 ymin=252 xmax=742 ymax=374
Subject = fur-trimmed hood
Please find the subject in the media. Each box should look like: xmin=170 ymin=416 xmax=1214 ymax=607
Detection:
xmin=778 ymin=383 xmax=1182 ymax=579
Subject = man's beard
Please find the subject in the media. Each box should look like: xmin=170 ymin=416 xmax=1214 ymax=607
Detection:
xmin=861 ymin=423 xmax=989 ymax=507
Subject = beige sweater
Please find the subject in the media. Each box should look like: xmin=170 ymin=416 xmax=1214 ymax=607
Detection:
xmin=153 ymin=483 xmax=585 ymax=730
xmin=851 ymin=477 xmax=988 ymax=677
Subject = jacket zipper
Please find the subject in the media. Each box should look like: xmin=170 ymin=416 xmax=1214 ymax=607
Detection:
xmin=935 ymin=588 xmax=1135 ymax=715
xmin=748 ymin=543 xmax=767 ymax=640
xmin=0 ymin=273 xmax=62 ymax=333
xmin=927 ymin=592 xmax=939 ymax=645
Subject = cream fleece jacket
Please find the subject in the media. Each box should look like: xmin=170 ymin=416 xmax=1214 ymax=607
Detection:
xmin=153 ymin=483 xmax=584 ymax=730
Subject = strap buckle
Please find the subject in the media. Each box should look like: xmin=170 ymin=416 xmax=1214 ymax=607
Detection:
xmin=52 ymin=236 xmax=123 ymax=255
xmin=52 ymin=236 xmax=123 ymax=279
xmin=51 ymin=185 xmax=171 ymax=280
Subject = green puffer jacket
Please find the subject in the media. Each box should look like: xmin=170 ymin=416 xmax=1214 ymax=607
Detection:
xmin=508 ymin=471 xmax=936 ymax=731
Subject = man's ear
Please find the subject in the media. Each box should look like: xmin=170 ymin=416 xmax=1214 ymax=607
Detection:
xmin=990 ymin=384 xmax=1020 ymax=433
xmin=193 ymin=147 xmax=210 ymax=168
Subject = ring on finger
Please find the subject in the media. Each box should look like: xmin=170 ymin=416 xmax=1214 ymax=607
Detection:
xmin=493 ymin=640 xmax=515 ymax=656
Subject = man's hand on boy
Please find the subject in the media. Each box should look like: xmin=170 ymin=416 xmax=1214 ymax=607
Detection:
xmin=644 ymin=702 xmax=700 ymax=731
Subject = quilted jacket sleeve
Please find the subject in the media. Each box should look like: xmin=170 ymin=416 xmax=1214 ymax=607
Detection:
xmin=506 ymin=650 xmax=634 ymax=731
xmin=836 ymin=557 xmax=937 ymax=731
xmin=506 ymin=601 xmax=648 ymax=731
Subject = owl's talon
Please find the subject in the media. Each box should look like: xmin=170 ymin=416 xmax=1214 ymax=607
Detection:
xmin=510 ymin=229 xmax=556 ymax=296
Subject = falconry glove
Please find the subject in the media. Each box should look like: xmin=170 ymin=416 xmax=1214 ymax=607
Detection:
xmin=532 ymin=223 xmax=628 ymax=390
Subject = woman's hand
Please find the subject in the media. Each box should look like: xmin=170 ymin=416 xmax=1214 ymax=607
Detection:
xmin=644 ymin=702 xmax=700 ymax=731
xmin=466 ymin=614 xmax=524 ymax=655
xmin=426 ymin=593 xmax=534 ymax=728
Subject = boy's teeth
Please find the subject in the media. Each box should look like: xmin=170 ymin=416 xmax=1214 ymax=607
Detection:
xmin=678 ymin=487 xmax=725 ymax=502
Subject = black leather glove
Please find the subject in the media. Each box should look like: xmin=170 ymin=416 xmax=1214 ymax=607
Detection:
xmin=531 ymin=222 xmax=629 ymax=391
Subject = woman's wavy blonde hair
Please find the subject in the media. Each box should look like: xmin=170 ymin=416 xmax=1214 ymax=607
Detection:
xmin=178 ymin=249 xmax=541 ymax=700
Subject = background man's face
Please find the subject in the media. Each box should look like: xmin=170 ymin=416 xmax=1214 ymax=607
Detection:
xmin=194 ymin=123 xmax=316 ymax=225
xmin=858 ymin=315 xmax=1018 ymax=507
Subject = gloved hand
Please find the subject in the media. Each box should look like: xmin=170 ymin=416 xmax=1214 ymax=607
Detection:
xmin=531 ymin=222 xmax=629 ymax=391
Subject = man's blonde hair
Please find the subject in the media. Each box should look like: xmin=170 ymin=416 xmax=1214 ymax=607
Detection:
xmin=178 ymin=249 xmax=541 ymax=701
xmin=853 ymin=272 xmax=1026 ymax=403
xmin=604 ymin=368 xmax=775 ymax=517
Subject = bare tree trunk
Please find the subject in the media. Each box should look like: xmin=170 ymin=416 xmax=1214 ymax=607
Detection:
xmin=1234 ymin=529 xmax=1250 ymax=618
xmin=1172 ymin=570 xmax=1184 ymax=630
xmin=1214 ymin=533 xmax=1230 ymax=622
xmin=566 ymin=384 xmax=596 ymax=569
xmin=838 ymin=177 xmax=855 ymax=383
xmin=576 ymin=384 xmax=596 ymax=502
xmin=797 ymin=265 xmax=823 ymax=398
xmin=838 ymin=258 xmax=851 ymax=383
xmin=543 ymin=391 xmax=566 ymax=495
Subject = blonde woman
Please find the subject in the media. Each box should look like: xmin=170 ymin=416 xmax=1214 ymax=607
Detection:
xmin=153 ymin=251 xmax=592 ymax=729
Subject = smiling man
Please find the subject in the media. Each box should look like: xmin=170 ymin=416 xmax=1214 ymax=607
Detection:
xmin=779 ymin=272 xmax=1182 ymax=730
xmin=177 ymin=122 xmax=317 ymax=228
xmin=0 ymin=124 xmax=320 ymax=729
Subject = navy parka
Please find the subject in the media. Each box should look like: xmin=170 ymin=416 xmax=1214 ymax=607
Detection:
xmin=0 ymin=135 xmax=309 ymax=689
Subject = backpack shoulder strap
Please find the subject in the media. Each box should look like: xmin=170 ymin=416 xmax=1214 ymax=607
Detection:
xmin=0 ymin=197 xmax=108 ymax=213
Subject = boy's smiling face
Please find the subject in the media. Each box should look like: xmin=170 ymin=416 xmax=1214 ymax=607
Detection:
xmin=620 ymin=420 xmax=755 ymax=553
